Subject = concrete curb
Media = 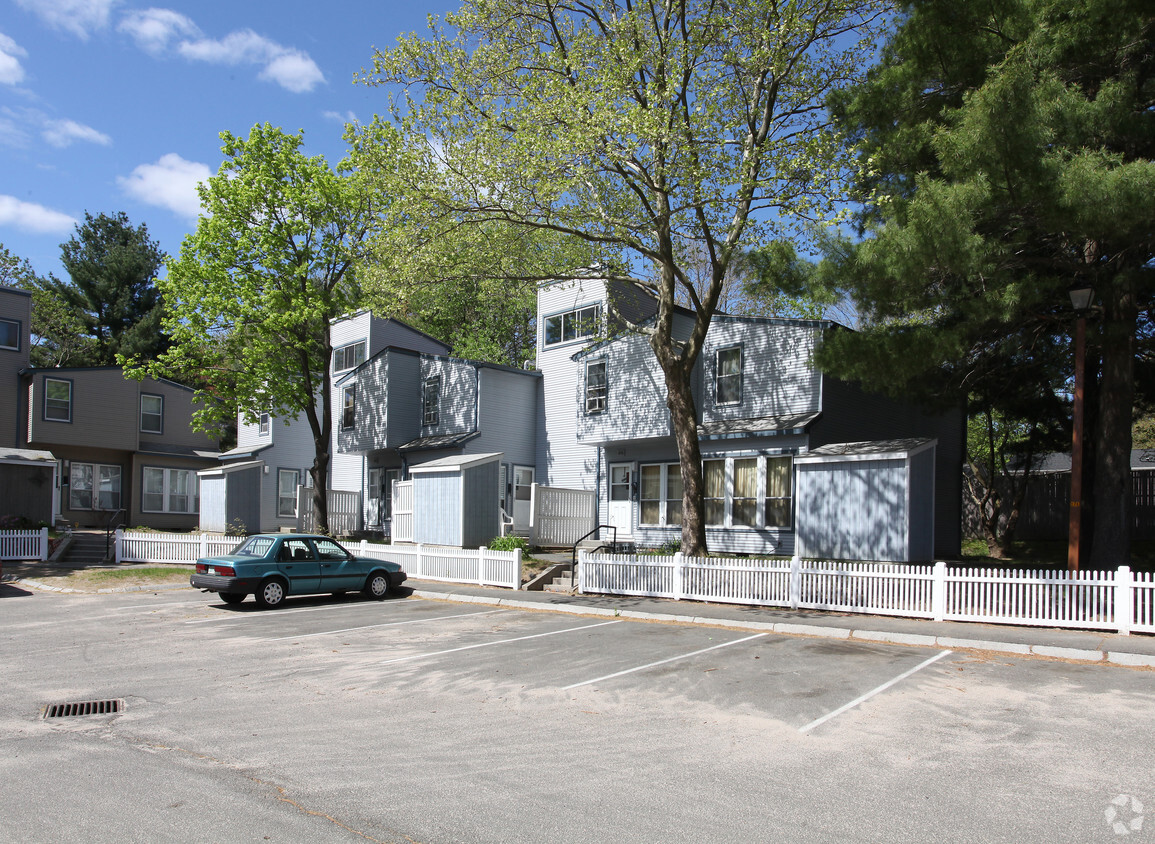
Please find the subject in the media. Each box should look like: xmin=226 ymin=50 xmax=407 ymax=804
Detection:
xmin=412 ymin=589 xmax=1155 ymax=668
xmin=6 ymin=576 xmax=192 ymax=594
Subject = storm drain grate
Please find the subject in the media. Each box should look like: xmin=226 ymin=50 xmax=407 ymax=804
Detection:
xmin=44 ymin=699 xmax=124 ymax=719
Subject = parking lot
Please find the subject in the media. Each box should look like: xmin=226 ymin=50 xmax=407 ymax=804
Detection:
xmin=2 ymin=583 xmax=1153 ymax=842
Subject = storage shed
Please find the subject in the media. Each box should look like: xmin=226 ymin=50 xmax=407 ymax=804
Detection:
xmin=197 ymin=460 xmax=262 ymax=536
xmin=408 ymin=452 xmax=502 ymax=548
xmin=794 ymin=439 xmax=937 ymax=563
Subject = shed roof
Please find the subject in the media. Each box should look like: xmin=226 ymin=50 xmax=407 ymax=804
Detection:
xmin=0 ymin=447 xmax=56 ymax=465
xmin=408 ymin=452 xmax=503 ymax=473
xmin=796 ymin=438 xmax=936 ymax=464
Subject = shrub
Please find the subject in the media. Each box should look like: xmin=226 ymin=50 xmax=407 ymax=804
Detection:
xmin=488 ymin=534 xmax=528 ymax=553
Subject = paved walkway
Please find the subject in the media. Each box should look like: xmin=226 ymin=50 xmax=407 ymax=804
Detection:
xmin=5 ymin=560 xmax=1154 ymax=668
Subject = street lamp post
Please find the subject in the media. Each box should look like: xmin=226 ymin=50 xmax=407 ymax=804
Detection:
xmin=1067 ymin=284 xmax=1094 ymax=572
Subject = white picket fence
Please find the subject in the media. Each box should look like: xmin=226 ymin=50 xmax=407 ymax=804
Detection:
xmin=0 ymin=528 xmax=49 ymax=561
xmin=350 ymin=541 xmax=522 ymax=590
xmin=579 ymin=553 xmax=1155 ymax=636
xmin=117 ymin=530 xmax=241 ymax=564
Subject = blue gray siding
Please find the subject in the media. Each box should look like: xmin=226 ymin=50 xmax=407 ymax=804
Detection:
xmin=414 ymin=472 xmax=462 ymax=545
xmin=796 ymin=457 xmax=910 ymax=562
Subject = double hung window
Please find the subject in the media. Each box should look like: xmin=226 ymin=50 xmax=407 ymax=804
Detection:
xmin=140 ymin=394 xmax=164 ymax=434
xmin=585 ymin=360 xmax=607 ymax=413
xmin=341 ymin=385 xmax=356 ymax=430
xmin=142 ymin=468 xmax=198 ymax=513
xmin=715 ymin=346 xmax=742 ymax=405
xmin=0 ymin=318 xmax=19 ymax=351
xmin=422 ymin=377 xmax=440 ymax=427
xmin=45 ymin=378 xmax=72 ymax=421
xmin=258 ymin=412 xmax=270 ymax=436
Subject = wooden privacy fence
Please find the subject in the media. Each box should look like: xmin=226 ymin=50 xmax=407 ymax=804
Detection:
xmin=117 ymin=530 xmax=239 ymax=563
xmin=349 ymin=541 xmax=521 ymax=590
xmin=0 ymin=528 xmax=49 ymax=561
xmin=530 ymin=484 xmax=596 ymax=547
xmin=579 ymin=552 xmax=1155 ymax=636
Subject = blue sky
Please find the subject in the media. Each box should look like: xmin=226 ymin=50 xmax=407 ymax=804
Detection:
xmin=1 ymin=0 xmax=448 ymax=280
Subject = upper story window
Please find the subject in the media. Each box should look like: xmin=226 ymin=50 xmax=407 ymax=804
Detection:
xmin=258 ymin=412 xmax=270 ymax=436
xmin=341 ymin=385 xmax=356 ymax=430
xmin=333 ymin=340 xmax=366 ymax=373
xmin=715 ymin=346 xmax=742 ymax=405
xmin=585 ymin=360 xmax=607 ymax=414
xmin=140 ymin=394 xmax=164 ymax=434
xmin=0 ymin=318 xmax=19 ymax=351
xmin=422 ymin=376 xmax=440 ymax=427
xmin=45 ymin=378 xmax=72 ymax=422
xmin=543 ymin=304 xmax=602 ymax=348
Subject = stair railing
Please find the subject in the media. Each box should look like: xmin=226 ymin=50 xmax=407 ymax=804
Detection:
xmin=105 ymin=508 xmax=126 ymax=560
xmin=570 ymin=525 xmax=617 ymax=585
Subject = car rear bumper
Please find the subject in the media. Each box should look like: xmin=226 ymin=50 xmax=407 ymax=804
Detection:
xmin=190 ymin=573 xmax=256 ymax=594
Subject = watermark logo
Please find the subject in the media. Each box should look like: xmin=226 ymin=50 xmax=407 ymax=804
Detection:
xmin=1106 ymin=794 xmax=1145 ymax=836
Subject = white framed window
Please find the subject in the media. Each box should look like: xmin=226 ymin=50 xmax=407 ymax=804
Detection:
xmin=704 ymin=455 xmax=795 ymax=529
xmin=0 ymin=318 xmax=19 ymax=351
xmin=142 ymin=467 xmax=199 ymax=513
xmin=585 ymin=359 xmax=607 ymax=413
xmin=140 ymin=393 xmax=164 ymax=434
xmin=715 ymin=346 xmax=742 ymax=405
xmin=69 ymin=463 xmax=121 ymax=511
xmin=765 ymin=456 xmax=793 ymax=528
xmin=258 ymin=412 xmax=270 ymax=436
xmin=704 ymin=459 xmax=727 ymax=525
xmin=277 ymin=469 xmax=300 ymax=517
xmin=543 ymin=303 xmax=602 ymax=347
xmin=341 ymin=385 xmax=356 ymax=430
xmin=333 ymin=340 xmax=367 ymax=373
xmin=422 ymin=376 xmax=440 ymax=427
xmin=639 ymin=463 xmax=683 ymax=526
xmin=45 ymin=377 xmax=72 ymax=422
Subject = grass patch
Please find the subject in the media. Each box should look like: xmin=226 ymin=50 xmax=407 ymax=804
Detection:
xmin=960 ymin=539 xmax=1155 ymax=572
xmin=84 ymin=566 xmax=189 ymax=583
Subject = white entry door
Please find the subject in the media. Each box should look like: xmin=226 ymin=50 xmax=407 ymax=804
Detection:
xmin=512 ymin=466 xmax=534 ymax=532
xmin=608 ymin=464 xmax=633 ymax=538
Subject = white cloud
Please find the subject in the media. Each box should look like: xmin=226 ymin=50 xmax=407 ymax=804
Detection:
xmin=322 ymin=110 xmax=359 ymax=124
xmin=117 ymin=153 xmax=211 ymax=220
xmin=117 ymin=8 xmax=199 ymax=55
xmin=42 ymin=118 xmax=112 ymax=148
xmin=14 ymin=0 xmax=118 ymax=40
xmin=177 ymin=28 xmax=324 ymax=93
xmin=0 ymin=195 xmax=78 ymax=234
xmin=0 ymin=33 xmax=28 ymax=86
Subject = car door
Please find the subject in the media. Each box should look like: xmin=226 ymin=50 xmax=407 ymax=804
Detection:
xmin=275 ymin=538 xmax=321 ymax=593
xmin=313 ymin=537 xmax=364 ymax=592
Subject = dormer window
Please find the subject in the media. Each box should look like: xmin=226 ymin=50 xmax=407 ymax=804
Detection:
xmin=585 ymin=360 xmax=607 ymax=413
xmin=543 ymin=304 xmax=602 ymax=347
xmin=715 ymin=346 xmax=742 ymax=405
xmin=333 ymin=340 xmax=367 ymax=373
xmin=422 ymin=376 xmax=440 ymax=427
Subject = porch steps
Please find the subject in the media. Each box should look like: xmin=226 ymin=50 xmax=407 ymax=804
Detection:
xmin=57 ymin=531 xmax=112 ymax=566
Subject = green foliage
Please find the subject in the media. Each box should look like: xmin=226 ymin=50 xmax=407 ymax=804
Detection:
xmin=357 ymin=0 xmax=890 ymax=555
xmin=40 ymin=212 xmax=167 ymax=366
xmin=1 ymin=244 xmax=95 ymax=367
xmin=488 ymin=534 xmax=528 ymax=552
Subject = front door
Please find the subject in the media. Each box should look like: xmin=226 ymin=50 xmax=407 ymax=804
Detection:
xmin=512 ymin=466 xmax=534 ymax=532
xmin=608 ymin=463 xmax=633 ymax=538
xmin=275 ymin=537 xmax=321 ymax=593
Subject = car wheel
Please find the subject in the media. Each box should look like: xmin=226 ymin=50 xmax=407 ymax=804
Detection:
xmin=219 ymin=592 xmax=245 ymax=605
xmin=363 ymin=572 xmax=390 ymax=600
xmin=255 ymin=577 xmax=287 ymax=609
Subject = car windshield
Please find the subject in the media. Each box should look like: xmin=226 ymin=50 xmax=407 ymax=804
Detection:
xmin=231 ymin=536 xmax=275 ymax=557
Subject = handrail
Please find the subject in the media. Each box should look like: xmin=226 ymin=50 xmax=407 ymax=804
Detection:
xmin=571 ymin=524 xmax=617 ymax=585
xmin=105 ymin=508 xmax=126 ymax=560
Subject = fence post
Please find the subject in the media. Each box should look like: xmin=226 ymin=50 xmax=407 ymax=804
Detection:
xmin=513 ymin=548 xmax=522 ymax=591
xmin=478 ymin=547 xmax=487 ymax=587
xmin=415 ymin=544 xmax=424 ymax=579
xmin=932 ymin=561 xmax=947 ymax=622
xmin=115 ymin=528 xmax=124 ymax=564
xmin=789 ymin=555 xmax=801 ymax=609
xmin=673 ymin=551 xmax=684 ymax=601
xmin=577 ymin=549 xmax=586 ymax=594
xmin=201 ymin=532 xmax=209 ymax=559
xmin=39 ymin=527 xmax=49 ymax=562
xmin=1116 ymin=566 xmax=1133 ymax=636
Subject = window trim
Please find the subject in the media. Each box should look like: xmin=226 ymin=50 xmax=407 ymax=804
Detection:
xmin=0 ymin=317 xmax=20 ymax=351
xmin=44 ymin=377 xmax=73 ymax=423
xmin=140 ymin=393 xmax=164 ymax=435
xmin=341 ymin=384 xmax=356 ymax=431
xmin=638 ymin=455 xmax=794 ymax=530
xmin=422 ymin=376 xmax=440 ymax=427
xmin=141 ymin=466 xmax=199 ymax=514
xmin=68 ymin=462 xmax=122 ymax=511
xmin=715 ymin=344 xmax=743 ymax=406
xmin=332 ymin=340 xmax=367 ymax=373
xmin=542 ymin=302 xmax=603 ymax=348
xmin=585 ymin=358 xmax=607 ymax=414
xmin=277 ymin=468 xmax=300 ymax=518
xmin=638 ymin=462 xmax=683 ymax=527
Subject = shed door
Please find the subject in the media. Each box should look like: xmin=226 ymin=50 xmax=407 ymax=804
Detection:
xmin=513 ymin=466 xmax=534 ymax=531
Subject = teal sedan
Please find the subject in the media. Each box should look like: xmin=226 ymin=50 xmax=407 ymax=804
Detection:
xmin=190 ymin=534 xmax=406 ymax=609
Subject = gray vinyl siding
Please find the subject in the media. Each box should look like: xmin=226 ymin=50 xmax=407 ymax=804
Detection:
xmin=577 ymin=331 xmax=671 ymax=444
xmin=420 ymin=357 xmax=477 ymax=437
xmin=813 ymin=374 xmax=963 ymax=558
xmin=473 ymin=367 xmax=539 ymax=467
xmin=700 ymin=319 xmax=823 ymax=424
xmin=795 ymin=457 xmax=910 ymax=562
xmin=414 ymin=471 xmax=462 ymax=545
xmin=0 ymin=286 xmax=31 ymax=448
xmin=461 ymin=459 xmax=500 ymax=547
xmin=0 ymin=462 xmax=53 ymax=524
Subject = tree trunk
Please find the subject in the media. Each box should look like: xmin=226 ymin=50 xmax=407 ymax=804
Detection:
xmin=664 ymin=364 xmax=708 ymax=557
xmin=1088 ymin=280 xmax=1136 ymax=568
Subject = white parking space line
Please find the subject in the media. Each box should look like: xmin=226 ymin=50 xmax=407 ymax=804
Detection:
xmin=115 ymin=601 xmax=200 ymax=611
xmin=379 ymin=619 xmax=624 ymax=665
xmin=264 ymin=610 xmax=504 ymax=642
xmin=562 ymin=632 xmax=770 ymax=691
xmin=798 ymin=649 xmax=953 ymax=734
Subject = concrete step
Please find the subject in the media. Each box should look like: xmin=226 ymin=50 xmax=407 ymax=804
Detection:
xmin=59 ymin=532 xmax=112 ymax=564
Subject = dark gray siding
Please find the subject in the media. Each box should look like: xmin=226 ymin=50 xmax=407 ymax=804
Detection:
xmin=910 ymin=447 xmax=936 ymax=561
xmin=462 ymin=460 xmax=499 ymax=548
xmin=0 ymin=463 xmax=53 ymax=524
xmin=227 ymin=467 xmax=262 ymax=535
